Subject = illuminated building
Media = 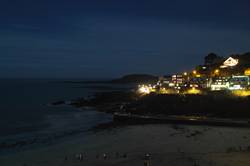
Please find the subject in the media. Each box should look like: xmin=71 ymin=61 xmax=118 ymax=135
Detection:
xmin=172 ymin=75 xmax=184 ymax=86
xmin=189 ymin=77 xmax=207 ymax=88
xmin=228 ymin=75 xmax=249 ymax=90
xmin=138 ymin=54 xmax=250 ymax=95
xmin=220 ymin=57 xmax=239 ymax=68
xmin=159 ymin=76 xmax=172 ymax=85
xmin=209 ymin=75 xmax=249 ymax=91
xmin=210 ymin=77 xmax=229 ymax=91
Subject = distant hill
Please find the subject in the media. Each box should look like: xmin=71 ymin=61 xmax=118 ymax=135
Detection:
xmin=111 ymin=74 xmax=158 ymax=84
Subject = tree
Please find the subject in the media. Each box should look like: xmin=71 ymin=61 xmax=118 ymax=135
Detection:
xmin=204 ymin=53 xmax=224 ymax=66
xmin=204 ymin=53 xmax=218 ymax=65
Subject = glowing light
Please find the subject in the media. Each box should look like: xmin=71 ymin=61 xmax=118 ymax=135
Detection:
xmin=244 ymin=68 xmax=250 ymax=76
xmin=183 ymin=72 xmax=187 ymax=76
xmin=137 ymin=85 xmax=151 ymax=94
xmin=232 ymin=90 xmax=250 ymax=97
xmin=159 ymin=88 xmax=176 ymax=94
xmin=196 ymin=74 xmax=201 ymax=77
xmin=169 ymin=83 xmax=175 ymax=87
xmin=220 ymin=57 xmax=239 ymax=68
xmin=192 ymin=70 xmax=197 ymax=75
xmin=184 ymin=87 xmax=202 ymax=95
xmin=228 ymin=85 xmax=242 ymax=90
xmin=214 ymin=69 xmax=220 ymax=74
xmin=210 ymin=84 xmax=228 ymax=91
xmin=190 ymin=84 xmax=198 ymax=88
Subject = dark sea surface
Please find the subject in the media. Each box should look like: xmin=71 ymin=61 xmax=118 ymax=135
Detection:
xmin=0 ymin=78 xmax=132 ymax=153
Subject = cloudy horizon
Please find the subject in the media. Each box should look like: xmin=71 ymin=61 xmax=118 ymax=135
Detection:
xmin=1 ymin=0 xmax=250 ymax=78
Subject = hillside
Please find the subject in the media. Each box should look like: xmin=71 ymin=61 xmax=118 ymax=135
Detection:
xmin=111 ymin=74 xmax=158 ymax=84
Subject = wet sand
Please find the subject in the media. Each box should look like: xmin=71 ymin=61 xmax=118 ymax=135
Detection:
xmin=1 ymin=124 xmax=250 ymax=166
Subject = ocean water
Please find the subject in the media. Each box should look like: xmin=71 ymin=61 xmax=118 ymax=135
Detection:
xmin=0 ymin=78 xmax=130 ymax=153
xmin=2 ymin=80 xmax=250 ymax=166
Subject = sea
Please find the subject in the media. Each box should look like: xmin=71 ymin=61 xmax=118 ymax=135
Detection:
xmin=1 ymin=79 xmax=250 ymax=166
xmin=0 ymin=78 xmax=133 ymax=154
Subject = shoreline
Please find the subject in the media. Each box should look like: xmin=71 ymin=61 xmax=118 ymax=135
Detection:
xmin=2 ymin=124 xmax=250 ymax=166
xmin=49 ymin=89 xmax=250 ymax=129
xmin=0 ymin=107 xmax=112 ymax=154
xmin=113 ymin=113 xmax=250 ymax=128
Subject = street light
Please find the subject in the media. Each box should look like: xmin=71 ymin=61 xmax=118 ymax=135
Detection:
xmin=214 ymin=69 xmax=219 ymax=74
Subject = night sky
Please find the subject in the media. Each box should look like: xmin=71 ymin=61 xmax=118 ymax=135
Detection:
xmin=1 ymin=0 xmax=250 ymax=78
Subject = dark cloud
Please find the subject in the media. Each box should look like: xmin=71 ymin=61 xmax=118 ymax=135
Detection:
xmin=0 ymin=0 xmax=250 ymax=78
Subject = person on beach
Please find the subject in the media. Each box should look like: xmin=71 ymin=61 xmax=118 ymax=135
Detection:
xmin=103 ymin=153 xmax=107 ymax=160
xmin=79 ymin=153 xmax=85 ymax=161
xmin=144 ymin=153 xmax=151 ymax=166
xmin=75 ymin=153 xmax=83 ymax=160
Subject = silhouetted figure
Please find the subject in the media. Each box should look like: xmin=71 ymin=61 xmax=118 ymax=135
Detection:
xmin=144 ymin=153 xmax=151 ymax=166
xmin=79 ymin=153 xmax=83 ymax=161
xmin=64 ymin=156 xmax=68 ymax=161
xmin=103 ymin=153 xmax=107 ymax=160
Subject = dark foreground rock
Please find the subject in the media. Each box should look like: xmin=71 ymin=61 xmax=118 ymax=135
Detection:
xmin=70 ymin=91 xmax=137 ymax=112
xmin=69 ymin=91 xmax=250 ymax=119
xmin=126 ymin=93 xmax=250 ymax=118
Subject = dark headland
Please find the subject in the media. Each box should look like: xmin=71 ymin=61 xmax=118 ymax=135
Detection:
xmin=52 ymin=85 xmax=250 ymax=128
xmin=63 ymin=74 xmax=158 ymax=84
xmin=53 ymin=52 xmax=250 ymax=127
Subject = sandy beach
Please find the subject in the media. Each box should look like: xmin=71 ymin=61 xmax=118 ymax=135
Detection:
xmin=1 ymin=124 xmax=250 ymax=166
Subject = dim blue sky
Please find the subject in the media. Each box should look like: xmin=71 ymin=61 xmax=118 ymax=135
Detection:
xmin=1 ymin=0 xmax=250 ymax=78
